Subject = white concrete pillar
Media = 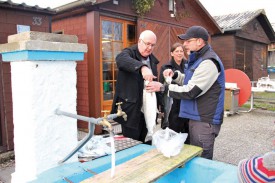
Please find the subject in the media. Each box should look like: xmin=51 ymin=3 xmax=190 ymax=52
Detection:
xmin=0 ymin=31 xmax=87 ymax=183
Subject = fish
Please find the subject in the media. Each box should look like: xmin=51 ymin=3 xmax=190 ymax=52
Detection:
xmin=162 ymin=77 xmax=173 ymax=129
xmin=141 ymin=80 xmax=158 ymax=142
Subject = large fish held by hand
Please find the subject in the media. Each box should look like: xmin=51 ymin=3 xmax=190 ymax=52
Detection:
xmin=141 ymin=80 xmax=158 ymax=142
xmin=162 ymin=77 xmax=173 ymax=129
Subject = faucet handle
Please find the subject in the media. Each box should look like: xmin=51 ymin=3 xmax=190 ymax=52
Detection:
xmin=116 ymin=102 xmax=123 ymax=109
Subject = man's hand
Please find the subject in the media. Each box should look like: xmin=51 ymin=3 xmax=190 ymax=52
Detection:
xmin=141 ymin=66 xmax=157 ymax=82
xmin=163 ymin=69 xmax=174 ymax=78
xmin=145 ymin=81 xmax=163 ymax=92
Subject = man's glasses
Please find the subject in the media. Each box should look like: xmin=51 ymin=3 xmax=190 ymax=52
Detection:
xmin=140 ymin=39 xmax=156 ymax=48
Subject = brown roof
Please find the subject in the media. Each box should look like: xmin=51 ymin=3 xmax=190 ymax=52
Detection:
xmin=214 ymin=9 xmax=265 ymax=31
xmin=0 ymin=0 xmax=55 ymax=14
xmin=213 ymin=9 xmax=275 ymax=41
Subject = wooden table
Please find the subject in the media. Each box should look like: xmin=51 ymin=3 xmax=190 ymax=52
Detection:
xmin=82 ymin=144 xmax=202 ymax=183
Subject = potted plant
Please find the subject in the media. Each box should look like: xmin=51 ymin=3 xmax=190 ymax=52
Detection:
xmin=133 ymin=0 xmax=155 ymax=17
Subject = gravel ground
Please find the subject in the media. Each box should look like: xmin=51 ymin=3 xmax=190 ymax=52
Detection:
xmin=0 ymin=159 xmax=14 ymax=183
xmin=0 ymin=159 xmax=15 ymax=169
xmin=213 ymin=108 xmax=275 ymax=165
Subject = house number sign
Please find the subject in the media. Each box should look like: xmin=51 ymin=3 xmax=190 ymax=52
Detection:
xmin=32 ymin=17 xmax=42 ymax=26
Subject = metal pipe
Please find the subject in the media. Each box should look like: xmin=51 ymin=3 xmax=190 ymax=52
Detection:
xmin=58 ymin=121 xmax=95 ymax=164
xmin=55 ymin=109 xmax=119 ymax=124
xmin=55 ymin=109 xmax=122 ymax=164
xmin=55 ymin=109 xmax=103 ymax=125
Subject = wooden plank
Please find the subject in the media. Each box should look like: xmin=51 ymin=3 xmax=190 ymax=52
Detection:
xmin=82 ymin=144 xmax=202 ymax=183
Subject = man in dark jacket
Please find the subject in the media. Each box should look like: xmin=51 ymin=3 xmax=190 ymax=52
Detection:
xmin=111 ymin=30 xmax=164 ymax=143
xmin=163 ymin=26 xmax=225 ymax=159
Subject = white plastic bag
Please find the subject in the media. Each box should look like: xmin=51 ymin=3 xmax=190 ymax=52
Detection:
xmin=152 ymin=128 xmax=188 ymax=158
xmin=78 ymin=135 xmax=115 ymax=158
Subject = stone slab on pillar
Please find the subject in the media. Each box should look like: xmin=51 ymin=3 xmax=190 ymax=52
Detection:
xmin=0 ymin=31 xmax=87 ymax=183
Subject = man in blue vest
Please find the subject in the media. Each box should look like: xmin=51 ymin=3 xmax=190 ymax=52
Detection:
xmin=163 ymin=26 xmax=225 ymax=159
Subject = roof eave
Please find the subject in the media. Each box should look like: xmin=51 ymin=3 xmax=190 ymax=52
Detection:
xmin=0 ymin=0 xmax=55 ymax=15
xmin=257 ymin=14 xmax=275 ymax=42
xmin=54 ymin=0 xmax=111 ymax=14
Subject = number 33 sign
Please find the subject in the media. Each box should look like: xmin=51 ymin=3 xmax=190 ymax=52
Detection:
xmin=32 ymin=17 xmax=42 ymax=26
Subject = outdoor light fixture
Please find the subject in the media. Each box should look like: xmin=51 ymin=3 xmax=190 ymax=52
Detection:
xmin=169 ymin=0 xmax=174 ymax=12
xmin=113 ymin=0 xmax=118 ymax=5
xmin=169 ymin=0 xmax=176 ymax=17
xmin=90 ymin=0 xmax=97 ymax=4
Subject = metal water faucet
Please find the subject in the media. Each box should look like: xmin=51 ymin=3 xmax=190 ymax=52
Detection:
xmin=55 ymin=103 xmax=127 ymax=164
xmin=99 ymin=110 xmax=113 ymax=131
xmin=116 ymin=102 xmax=127 ymax=121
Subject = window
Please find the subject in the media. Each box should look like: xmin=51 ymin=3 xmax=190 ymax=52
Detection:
xmin=100 ymin=17 xmax=136 ymax=111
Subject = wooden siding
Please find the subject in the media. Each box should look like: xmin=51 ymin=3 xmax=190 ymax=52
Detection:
xmin=212 ymin=35 xmax=235 ymax=69
xmin=252 ymin=43 xmax=268 ymax=80
xmin=234 ymin=38 xmax=267 ymax=81
xmin=98 ymin=0 xmax=219 ymax=35
xmin=0 ymin=8 xmax=51 ymax=152
xmin=236 ymin=19 xmax=270 ymax=44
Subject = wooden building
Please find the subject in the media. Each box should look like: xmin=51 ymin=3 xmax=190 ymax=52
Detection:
xmin=211 ymin=9 xmax=275 ymax=81
xmin=52 ymin=0 xmax=222 ymax=132
xmin=0 ymin=1 xmax=54 ymax=152
xmin=268 ymin=43 xmax=275 ymax=66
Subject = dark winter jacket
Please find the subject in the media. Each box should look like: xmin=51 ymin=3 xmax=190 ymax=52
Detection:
xmin=111 ymin=44 xmax=160 ymax=129
xmin=169 ymin=44 xmax=225 ymax=125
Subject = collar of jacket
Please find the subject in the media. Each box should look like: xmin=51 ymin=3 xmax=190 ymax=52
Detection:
xmin=170 ymin=58 xmax=185 ymax=72
xmin=188 ymin=44 xmax=210 ymax=66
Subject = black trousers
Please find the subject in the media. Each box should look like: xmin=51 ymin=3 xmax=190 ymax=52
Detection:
xmin=168 ymin=100 xmax=190 ymax=144
xmin=121 ymin=112 xmax=149 ymax=143
xmin=189 ymin=120 xmax=221 ymax=160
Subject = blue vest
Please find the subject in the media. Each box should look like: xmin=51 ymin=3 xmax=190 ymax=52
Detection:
xmin=179 ymin=45 xmax=225 ymax=124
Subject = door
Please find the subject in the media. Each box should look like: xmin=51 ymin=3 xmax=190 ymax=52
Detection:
xmin=235 ymin=38 xmax=253 ymax=79
xmin=100 ymin=17 xmax=136 ymax=113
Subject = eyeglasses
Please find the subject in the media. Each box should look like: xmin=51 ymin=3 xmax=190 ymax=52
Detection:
xmin=185 ymin=38 xmax=198 ymax=43
xmin=140 ymin=39 xmax=156 ymax=48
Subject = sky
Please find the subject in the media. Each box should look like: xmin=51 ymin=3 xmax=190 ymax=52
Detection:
xmin=6 ymin=0 xmax=275 ymax=25
xmin=199 ymin=0 xmax=275 ymax=26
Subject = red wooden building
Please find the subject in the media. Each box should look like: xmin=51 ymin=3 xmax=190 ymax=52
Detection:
xmin=0 ymin=1 xmax=54 ymax=152
xmin=51 ymin=0 xmax=222 ymax=133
